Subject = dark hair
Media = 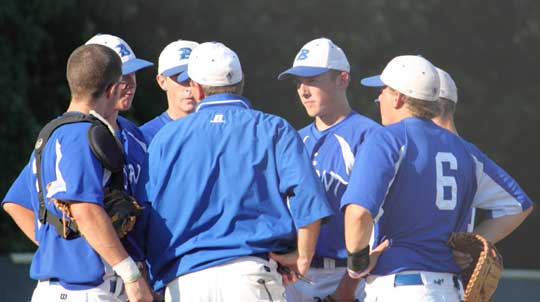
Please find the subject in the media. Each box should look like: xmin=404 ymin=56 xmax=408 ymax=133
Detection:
xmin=66 ymin=44 xmax=122 ymax=100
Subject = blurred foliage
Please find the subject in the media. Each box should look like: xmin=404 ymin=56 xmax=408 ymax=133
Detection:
xmin=0 ymin=0 xmax=538 ymax=266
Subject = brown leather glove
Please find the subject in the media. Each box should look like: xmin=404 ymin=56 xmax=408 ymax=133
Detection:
xmin=448 ymin=232 xmax=503 ymax=302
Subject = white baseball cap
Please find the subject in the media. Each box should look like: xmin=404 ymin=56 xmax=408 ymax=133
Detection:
xmin=158 ymin=40 xmax=199 ymax=77
xmin=85 ymin=34 xmax=153 ymax=75
xmin=178 ymin=42 xmax=243 ymax=86
xmin=277 ymin=37 xmax=350 ymax=80
xmin=436 ymin=67 xmax=458 ymax=103
xmin=361 ymin=55 xmax=440 ymax=101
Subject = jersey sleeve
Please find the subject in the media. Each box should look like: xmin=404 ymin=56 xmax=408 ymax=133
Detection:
xmin=275 ymin=120 xmax=334 ymax=228
xmin=468 ymin=143 xmax=533 ymax=218
xmin=2 ymin=162 xmax=33 ymax=210
xmin=340 ymin=128 xmax=405 ymax=220
xmin=46 ymin=126 xmax=106 ymax=205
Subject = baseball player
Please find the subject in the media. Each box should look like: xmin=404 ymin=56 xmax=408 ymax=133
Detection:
xmin=2 ymin=44 xmax=152 ymax=302
xmin=433 ymin=67 xmax=532 ymax=268
xmin=139 ymin=41 xmax=333 ymax=302
xmin=139 ymin=39 xmax=199 ymax=143
xmin=85 ymin=33 xmax=160 ymax=299
xmin=340 ymin=55 xmax=478 ymax=302
xmin=276 ymin=37 xmax=381 ymax=302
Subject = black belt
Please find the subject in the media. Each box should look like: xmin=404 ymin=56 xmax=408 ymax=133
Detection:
xmin=310 ymin=256 xmax=347 ymax=268
xmin=253 ymin=253 xmax=270 ymax=261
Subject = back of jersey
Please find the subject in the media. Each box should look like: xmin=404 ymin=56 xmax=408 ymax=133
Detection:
xmin=342 ymin=118 xmax=477 ymax=275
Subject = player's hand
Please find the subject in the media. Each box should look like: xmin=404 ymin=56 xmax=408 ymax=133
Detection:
xmin=269 ymin=250 xmax=309 ymax=286
xmin=452 ymin=249 xmax=473 ymax=269
xmin=124 ymin=277 xmax=153 ymax=302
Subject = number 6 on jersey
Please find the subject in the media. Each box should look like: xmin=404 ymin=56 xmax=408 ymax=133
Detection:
xmin=435 ymin=152 xmax=457 ymax=210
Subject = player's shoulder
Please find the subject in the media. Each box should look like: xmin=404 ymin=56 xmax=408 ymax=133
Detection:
xmin=140 ymin=112 xmax=168 ymax=131
xmin=118 ymin=115 xmax=145 ymax=140
xmin=117 ymin=115 xmax=137 ymax=129
xmin=362 ymin=124 xmax=403 ymax=151
xmin=250 ymin=110 xmax=293 ymax=129
xmin=50 ymin=120 xmax=92 ymax=142
xmin=347 ymin=111 xmax=381 ymax=128
xmin=332 ymin=111 xmax=382 ymax=140
xmin=458 ymin=138 xmax=484 ymax=158
xmin=297 ymin=122 xmax=314 ymax=138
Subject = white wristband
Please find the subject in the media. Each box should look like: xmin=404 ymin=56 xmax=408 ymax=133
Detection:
xmin=113 ymin=257 xmax=141 ymax=283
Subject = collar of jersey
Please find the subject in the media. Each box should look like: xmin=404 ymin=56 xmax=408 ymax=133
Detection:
xmin=160 ymin=111 xmax=173 ymax=123
xmin=195 ymin=93 xmax=252 ymax=112
xmin=311 ymin=110 xmax=357 ymax=138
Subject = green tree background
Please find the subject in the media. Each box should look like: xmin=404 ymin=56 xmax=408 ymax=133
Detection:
xmin=1 ymin=0 xmax=539 ymax=267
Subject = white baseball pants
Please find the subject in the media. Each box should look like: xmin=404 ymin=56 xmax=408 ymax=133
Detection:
xmin=165 ymin=256 xmax=286 ymax=302
xmin=30 ymin=275 xmax=126 ymax=302
xmin=364 ymin=271 xmax=464 ymax=302
xmin=285 ymin=267 xmax=366 ymax=302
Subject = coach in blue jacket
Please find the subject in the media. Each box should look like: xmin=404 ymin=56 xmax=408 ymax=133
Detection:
xmin=141 ymin=41 xmax=333 ymax=302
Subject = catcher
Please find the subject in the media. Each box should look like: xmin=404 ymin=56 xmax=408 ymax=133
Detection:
xmin=2 ymin=44 xmax=152 ymax=302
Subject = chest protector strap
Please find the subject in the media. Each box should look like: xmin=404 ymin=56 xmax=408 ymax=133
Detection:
xmin=34 ymin=112 xmax=124 ymax=239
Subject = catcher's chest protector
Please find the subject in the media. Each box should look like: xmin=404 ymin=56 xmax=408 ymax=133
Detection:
xmin=34 ymin=113 xmax=124 ymax=239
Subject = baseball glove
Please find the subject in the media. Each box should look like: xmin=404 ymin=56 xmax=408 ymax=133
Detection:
xmin=103 ymin=188 xmax=144 ymax=238
xmin=53 ymin=188 xmax=143 ymax=239
xmin=448 ymin=232 xmax=503 ymax=302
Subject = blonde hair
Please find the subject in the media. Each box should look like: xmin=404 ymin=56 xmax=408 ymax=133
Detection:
xmin=403 ymin=94 xmax=442 ymax=120
xmin=438 ymin=98 xmax=456 ymax=119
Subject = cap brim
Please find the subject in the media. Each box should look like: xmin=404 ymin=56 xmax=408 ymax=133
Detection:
xmin=360 ymin=75 xmax=385 ymax=87
xmin=122 ymin=59 xmax=154 ymax=75
xmin=161 ymin=65 xmax=188 ymax=77
xmin=176 ymin=71 xmax=190 ymax=83
xmin=277 ymin=66 xmax=331 ymax=80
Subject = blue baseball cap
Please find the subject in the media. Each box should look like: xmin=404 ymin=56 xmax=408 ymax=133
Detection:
xmin=277 ymin=38 xmax=350 ymax=80
xmin=85 ymin=34 xmax=154 ymax=75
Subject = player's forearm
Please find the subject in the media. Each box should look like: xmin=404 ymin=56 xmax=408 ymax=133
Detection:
xmin=296 ymin=220 xmax=321 ymax=272
xmin=3 ymin=203 xmax=38 ymax=245
xmin=344 ymin=204 xmax=373 ymax=252
xmin=473 ymin=207 xmax=532 ymax=243
xmin=69 ymin=201 xmax=129 ymax=266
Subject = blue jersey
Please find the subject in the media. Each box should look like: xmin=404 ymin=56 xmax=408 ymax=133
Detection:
xmin=1 ymin=114 xmax=150 ymax=289
xmin=116 ymin=116 xmax=149 ymax=262
xmin=341 ymin=118 xmax=477 ymax=275
xmin=27 ymin=119 xmax=109 ymax=289
xmin=141 ymin=93 xmax=333 ymax=291
xmin=298 ymin=111 xmax=380 ymax=259
xmin=464 ymin=141 xmax=532 ymax=216
xmin=139 ymin=111 xmax=173 ymax=144
xmin=2 ymin=163 xmax=33 ymax=210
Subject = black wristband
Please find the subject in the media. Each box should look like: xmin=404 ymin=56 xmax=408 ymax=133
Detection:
xmin=347 ymin=245 xmax=370 ymax=273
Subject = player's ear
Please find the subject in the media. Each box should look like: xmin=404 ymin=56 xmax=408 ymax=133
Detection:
xmin=105 ymin=80 xmax=120 ymax=99
xmin=156 ymin=74 xmax=167 ymax=91
xmin=190 ymin=80 xmax=204 ymax=101
xmin=394 ymin=92 xmax=406 ymax=109
xmin=337 ymin=71 xmax=350 ymax=88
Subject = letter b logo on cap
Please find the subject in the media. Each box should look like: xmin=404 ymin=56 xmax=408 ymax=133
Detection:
xmin=296 ymin=49 xmax=309 ymax=61
xmin=116 ymin=44 xmax=131 ymax=57
xmin=179 ymin=48 xmax=192 ymax=60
